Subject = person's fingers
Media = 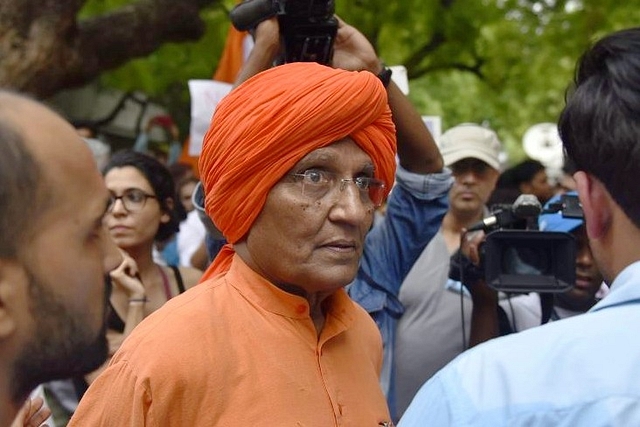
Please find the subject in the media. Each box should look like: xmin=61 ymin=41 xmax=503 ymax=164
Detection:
xmin=25 ymin=407 xmax=52 ymax=427
xmin=14 ymin=397 xmax=52 ymax=427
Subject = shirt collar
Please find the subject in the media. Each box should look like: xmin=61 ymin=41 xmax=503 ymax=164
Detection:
xmin=227 ymin=254 xmax=356 ymax=332
xmin=590 ymin=260 xmax=640 ymax=312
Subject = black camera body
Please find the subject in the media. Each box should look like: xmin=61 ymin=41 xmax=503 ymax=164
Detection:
xmin=455 ymin=194 xmax=581 ymax=293
xmin=483 ymin=228 xmax=576 ymax=293
xmin=229 ymin=0 xmax=338 ymax=65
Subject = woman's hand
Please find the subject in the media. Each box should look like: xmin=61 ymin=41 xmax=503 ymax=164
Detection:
xmin=109 ymin=250 xmax=145 ymax=299
xmin=11 ymin=396 xmax=51 ymax=427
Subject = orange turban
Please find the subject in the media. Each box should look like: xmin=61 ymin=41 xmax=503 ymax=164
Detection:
xmin=199 ymin=62 xmax=396 ymax=276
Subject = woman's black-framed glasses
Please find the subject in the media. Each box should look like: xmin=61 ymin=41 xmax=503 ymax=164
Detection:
xmin=289 ymin=170 xmax=386 ymax=208
xmin=108 ymin=188 xmax=157 ymax=213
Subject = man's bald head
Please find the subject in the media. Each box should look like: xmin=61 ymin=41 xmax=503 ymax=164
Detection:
xmin=0 ymin=91 xmax=95 ymax=258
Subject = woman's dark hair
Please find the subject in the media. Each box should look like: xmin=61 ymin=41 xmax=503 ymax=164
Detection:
xmin=103 ymin=149 xmax=180 ymax=242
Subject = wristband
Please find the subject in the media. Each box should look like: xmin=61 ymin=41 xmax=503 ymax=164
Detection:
xmin=129 ymin=297 xmax=148 ymax=304
xmin=377 ymin=66 xmax=393 ymax=88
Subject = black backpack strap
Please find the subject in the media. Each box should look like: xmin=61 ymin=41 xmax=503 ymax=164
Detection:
xmin=170 ymin=265 xmax=186 ymax=294
xmin=540 ymin=293 xmax=554 ymax=325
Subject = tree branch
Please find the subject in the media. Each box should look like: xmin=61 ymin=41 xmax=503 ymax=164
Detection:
xmin=0 ymin=0 xmax=221 ymax=98
xmin=413 ymin=59 xmax=486 ymax=81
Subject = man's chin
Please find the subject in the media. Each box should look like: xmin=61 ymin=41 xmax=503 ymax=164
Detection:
xmin=67 ymin=332 xmax=109 ymax=376
xmin=11 ymin=325 xmax=109 ymax=405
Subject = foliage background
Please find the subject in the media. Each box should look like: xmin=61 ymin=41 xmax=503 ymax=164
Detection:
xmin=81 ymin=0 xmax=640 ymax=163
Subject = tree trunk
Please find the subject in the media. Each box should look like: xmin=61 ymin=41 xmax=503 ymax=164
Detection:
xmin=0 ymin=0 xmax=218 ymax=99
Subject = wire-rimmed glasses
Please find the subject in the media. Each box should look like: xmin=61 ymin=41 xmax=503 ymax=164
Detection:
xmin=289 ymin=170 xmax=386 ymax=208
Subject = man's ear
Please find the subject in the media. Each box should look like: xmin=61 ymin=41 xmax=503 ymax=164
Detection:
xmin=574 ymin=171 xmax=612 ymax=241
xmin=0 ymin=259 xmax=27 ymax=339
xmin=519 ymin=182 xmax=532 ymax=195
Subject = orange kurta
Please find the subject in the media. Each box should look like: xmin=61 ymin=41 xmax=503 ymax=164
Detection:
xmin=69 ymin=254 xmax=391 ymax=426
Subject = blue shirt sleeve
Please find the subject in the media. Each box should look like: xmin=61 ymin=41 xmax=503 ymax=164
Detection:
xmin=348 ymin=165 xmax=452 ymax=410
xmin=350 ymin=165 xmax=452 ymax=319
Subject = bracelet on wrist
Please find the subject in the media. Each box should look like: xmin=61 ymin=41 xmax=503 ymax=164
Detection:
xmin=128 ymin=297 xmax=148 ymax=304
xmin=377 ymin=66 xmax=393 ymax=88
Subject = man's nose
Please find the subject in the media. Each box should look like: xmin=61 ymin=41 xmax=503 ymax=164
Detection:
xmin=329 ymin=180 xmax=372 ymax=223
xmin=103 ymin=231 xmax=123 ymax=274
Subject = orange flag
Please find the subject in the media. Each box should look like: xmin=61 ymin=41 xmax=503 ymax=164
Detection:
xmin=213 ymin=25 xmax=249 ymax=83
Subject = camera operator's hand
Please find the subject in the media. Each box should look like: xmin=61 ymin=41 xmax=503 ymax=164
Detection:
xmin=332 ymin=16 xmax=382 ymax=74
xmin=457 ymin=229 xmax=502 ymax=347
xmin=460 ymin=230 xmax=484 ymax=266
xmin=233 ymin=17 xmax=281 ymax=88
xmin=458 ymin=230 xmax=498 ymax=303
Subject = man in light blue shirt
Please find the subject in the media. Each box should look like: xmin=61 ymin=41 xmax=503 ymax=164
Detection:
xmin=400 ymin=26 xmax=640 ymax=426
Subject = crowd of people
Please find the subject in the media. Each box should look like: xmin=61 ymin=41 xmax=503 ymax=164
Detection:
xmin=2 ymin=14 xmax=640 ymax=427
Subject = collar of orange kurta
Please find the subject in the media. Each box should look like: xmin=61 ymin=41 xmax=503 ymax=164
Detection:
xmin=224 ymin=253 xmax=356 ymax=341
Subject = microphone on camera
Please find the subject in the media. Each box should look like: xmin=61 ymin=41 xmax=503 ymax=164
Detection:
xmin=467 ymin=194 xmax=542 ymax=232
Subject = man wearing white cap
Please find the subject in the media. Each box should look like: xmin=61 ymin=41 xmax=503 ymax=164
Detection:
xmin=392 ymin=123 xmax=502 ymax=418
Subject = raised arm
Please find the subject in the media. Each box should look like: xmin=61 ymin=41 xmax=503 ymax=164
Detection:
xmin=232 ymin=18 xmax=280 ymax=88
xmin=331 ymin=17 xmax=443 ymax=175
xmin=233 ymin=16 xmax=443 ymax=176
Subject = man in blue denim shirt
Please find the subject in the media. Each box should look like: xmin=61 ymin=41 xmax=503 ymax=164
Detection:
xmin=349 ymin=156 xmax=451 ymax=417
xmin=351 ymin=123 xmax=502 ymax=420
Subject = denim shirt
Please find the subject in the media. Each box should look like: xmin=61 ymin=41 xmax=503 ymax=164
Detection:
xmin=348 ymin=165 xmax=452 ymax=417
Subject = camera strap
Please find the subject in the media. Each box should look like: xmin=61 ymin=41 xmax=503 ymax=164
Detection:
xmin=540 ymin=293 xmax=554 ymax=325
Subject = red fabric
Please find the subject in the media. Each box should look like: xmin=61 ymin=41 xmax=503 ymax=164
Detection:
xmin=199 ymin=62 xmax=397 ymax=279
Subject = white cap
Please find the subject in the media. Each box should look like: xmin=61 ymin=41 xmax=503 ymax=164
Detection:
xmin=439 ymin=123 xmax=502 ymax=170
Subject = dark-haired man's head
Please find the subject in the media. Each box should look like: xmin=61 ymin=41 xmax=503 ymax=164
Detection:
xmin=559 ymin=27 xmax=640 ymax=284
xmin=501 ymin=159 xmax=554 ymax=204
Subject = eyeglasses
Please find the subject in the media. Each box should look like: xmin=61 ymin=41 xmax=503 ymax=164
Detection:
xmin=288 ymin=170 xmax=386 ymax=208
xmin=108 ymin=188 xmax=157 ymax=213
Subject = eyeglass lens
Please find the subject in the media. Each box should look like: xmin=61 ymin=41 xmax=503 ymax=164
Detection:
xmin=294 ymin=171 xmax=385 ymax=207
xmin=108 ymin=189 xmax=154 ymax=212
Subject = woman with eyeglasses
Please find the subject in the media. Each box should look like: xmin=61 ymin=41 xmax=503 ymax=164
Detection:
xmin=85 ymin=150 xmax=202 ymax=384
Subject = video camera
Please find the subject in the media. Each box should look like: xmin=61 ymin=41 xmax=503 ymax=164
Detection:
xmin=229 ymin=0 xmax=338 ymax=65
xmin=454 ymin=193 xmax=582 ymax=293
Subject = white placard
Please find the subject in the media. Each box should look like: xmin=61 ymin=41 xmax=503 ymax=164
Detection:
xmin=422 ymin=115 xmax=442 ymax=141
xmin=188 ymin=80 xmax=233 ymax=156
xmin=390 ymin=65 xmax=409 ymax=95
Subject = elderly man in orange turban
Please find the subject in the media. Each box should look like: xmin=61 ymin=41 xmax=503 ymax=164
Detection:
xmin=70 ymin=17 xmax=451 ymax=426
